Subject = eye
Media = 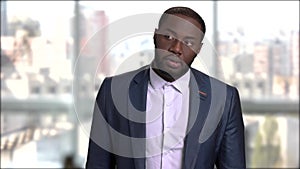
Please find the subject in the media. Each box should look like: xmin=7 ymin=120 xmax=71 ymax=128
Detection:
xmin=164 ymin=35 xmax=174 ymax=40
xmin=183 ymin=40 xmax=194 ymax=47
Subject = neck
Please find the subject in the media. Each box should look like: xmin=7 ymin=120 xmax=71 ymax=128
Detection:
xmin=152 ymin=68 xmax=176 ymax=82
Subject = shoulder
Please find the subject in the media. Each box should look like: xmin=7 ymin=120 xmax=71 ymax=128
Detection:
xmin=190 ymin=68 xmax=239 ymax=95
xmin=99 ymin=65 xmax=150 ymax=93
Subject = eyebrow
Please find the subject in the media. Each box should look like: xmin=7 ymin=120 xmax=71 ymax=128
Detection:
xmin=161 ymin=28 xmax=197 ymax=40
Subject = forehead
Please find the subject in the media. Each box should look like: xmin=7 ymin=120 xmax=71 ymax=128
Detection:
xmin=158 ymin=14 xmax=204 ymax=39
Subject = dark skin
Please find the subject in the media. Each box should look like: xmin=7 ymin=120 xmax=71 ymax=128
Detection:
xmin=152 ymin=14 xmax=204 ymax=82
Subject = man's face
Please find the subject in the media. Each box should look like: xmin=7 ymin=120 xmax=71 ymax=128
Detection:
xmin=152 ymin=14 xmax=204 ymax=80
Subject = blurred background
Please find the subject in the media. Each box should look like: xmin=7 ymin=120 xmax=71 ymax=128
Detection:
xmin=1 ymin=1 xmax=299 ymax=168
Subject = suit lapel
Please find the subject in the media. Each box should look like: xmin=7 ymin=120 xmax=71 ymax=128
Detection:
xmin=183 ymin=69 xmax=211 ymax=169
xmin=128 ymin=66 xmax=150 ymax=169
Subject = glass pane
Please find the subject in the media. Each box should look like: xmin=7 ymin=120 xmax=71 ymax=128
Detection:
xmin=1 ymin=1 xmax=75 ymax=168
xmin=217 ymin=1 xmax=299 ymax=100
xmin=217 ymin=1 xmax=299 ymax=168
xmin=244 ymin=113 xmax=299 ymax=168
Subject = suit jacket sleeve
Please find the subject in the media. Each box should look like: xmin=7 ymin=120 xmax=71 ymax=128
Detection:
xmin=86 ymin=78 xmax=115 ymax=169
xmin=216 ymin=87 xmax=246 ymax=169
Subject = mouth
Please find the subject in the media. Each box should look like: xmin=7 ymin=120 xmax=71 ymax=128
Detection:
xmin=165 ymin=56 xmax=183 ymax=69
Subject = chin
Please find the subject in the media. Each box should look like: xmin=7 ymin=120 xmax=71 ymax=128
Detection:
xmin=164 ymin=67 xmax=187 ymax=79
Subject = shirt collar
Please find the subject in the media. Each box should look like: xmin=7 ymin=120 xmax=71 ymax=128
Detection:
xmin=149 ymin=67 xmax=190 ymax=93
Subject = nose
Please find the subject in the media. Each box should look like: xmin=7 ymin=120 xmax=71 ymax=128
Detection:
xmin=169 ymin=39 xmax=183 ymax=56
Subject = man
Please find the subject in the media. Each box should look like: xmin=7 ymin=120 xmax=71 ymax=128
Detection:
xmin=86 ymin=6 xmax=246 ymax=169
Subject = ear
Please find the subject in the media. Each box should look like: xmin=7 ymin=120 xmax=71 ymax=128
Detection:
xmin=153 ymin=28 xmax=158 ymax=47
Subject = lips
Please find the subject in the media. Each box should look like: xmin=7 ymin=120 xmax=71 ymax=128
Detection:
xmin=165 ymin=56 xmax=183 ymax=69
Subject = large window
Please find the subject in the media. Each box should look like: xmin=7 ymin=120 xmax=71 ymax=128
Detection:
xmin=1 ymin=1 xmax=76 ymax=167
xmin=217 ymin=1 xmax=299 ymax=168
xmin=1 ymin=1 xmax=299 ymax=168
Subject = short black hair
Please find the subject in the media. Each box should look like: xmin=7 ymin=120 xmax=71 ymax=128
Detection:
xmin=158 ymin=6 xmax=206 ymax=35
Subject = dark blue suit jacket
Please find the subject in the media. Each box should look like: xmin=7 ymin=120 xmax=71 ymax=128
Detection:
xmin=86 ymin=65 xmax=246 ymax=169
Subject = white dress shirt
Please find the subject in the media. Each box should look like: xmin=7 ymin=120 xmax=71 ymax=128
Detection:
xmin=146 ymin=68 xmax=190 ymax=169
